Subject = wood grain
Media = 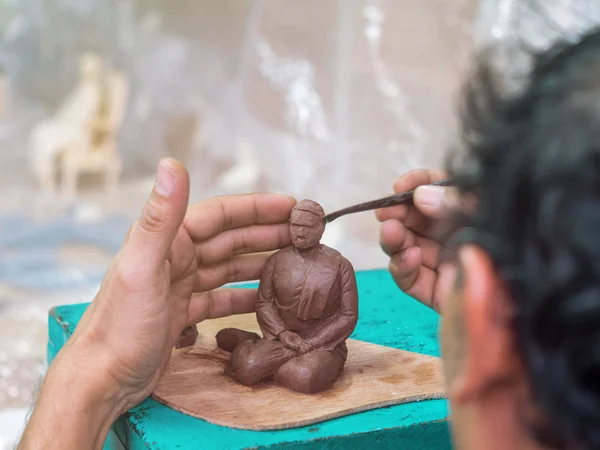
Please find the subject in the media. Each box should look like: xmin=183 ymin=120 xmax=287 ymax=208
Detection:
xmin=152 ymin=313 xmax=447 ymax=431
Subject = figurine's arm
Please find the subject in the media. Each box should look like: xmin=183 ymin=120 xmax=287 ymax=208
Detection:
xmin=255 ymin=255 xmax=287 ymax=340
xmin=305 ymin=258 xmax=358 ymax=351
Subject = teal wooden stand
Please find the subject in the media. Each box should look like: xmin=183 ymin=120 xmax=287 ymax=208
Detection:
xmin=47 ymin=269 xmax=452 ymax=449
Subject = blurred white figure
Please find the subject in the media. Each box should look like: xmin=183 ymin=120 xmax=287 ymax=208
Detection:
xmin=28 ymin=52 xmax=128 ymax=198
xmin=29 ymin=52 xmax=104 ymax=193
xmin=59 ymin=70 xmax=129 ymax=199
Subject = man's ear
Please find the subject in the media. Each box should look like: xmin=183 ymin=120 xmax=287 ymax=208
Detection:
xmin=452 ymin=244 xmax=517 ymax=403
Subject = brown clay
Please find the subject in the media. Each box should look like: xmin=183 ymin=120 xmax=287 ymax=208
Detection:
xmin=216 ymin=328 xmax=261 ymax=353
xmin=217 ymin=199 xmax=359 ymax=394
xmin=176 ymin=325 xmax=199 ymax=349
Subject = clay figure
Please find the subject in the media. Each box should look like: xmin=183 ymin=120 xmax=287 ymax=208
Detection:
xmin=216 ymin=199 xmax=359 ymax=394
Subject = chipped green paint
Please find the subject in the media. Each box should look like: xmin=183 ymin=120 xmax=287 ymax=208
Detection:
xmin=48 ymin=269 xmax=452 ymax=449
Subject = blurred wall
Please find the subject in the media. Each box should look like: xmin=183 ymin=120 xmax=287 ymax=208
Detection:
xmin=0 ymin=0 xmax=477 ymax=199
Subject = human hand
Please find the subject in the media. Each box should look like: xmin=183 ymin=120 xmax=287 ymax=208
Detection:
xmin=19 ymin=159 xmax=297 ymax=449
xmin=55 ymin=158 xmax=296 ymax=411
xmin=376 ymin=169 xmax=460 ymax=313
xmin=279 ymin=331 xmax=303 ymax=351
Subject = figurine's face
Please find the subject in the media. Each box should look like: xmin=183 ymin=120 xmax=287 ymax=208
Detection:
xmin=290 ymin=210 xmax=324 ymax=249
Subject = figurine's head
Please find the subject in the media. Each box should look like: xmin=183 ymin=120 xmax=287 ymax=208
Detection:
xmin=290 ymin=200 xmax=325 ymax=249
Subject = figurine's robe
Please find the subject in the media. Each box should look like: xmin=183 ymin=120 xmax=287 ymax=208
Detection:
xmin=226 ymin=244 xmax=358 ymax=393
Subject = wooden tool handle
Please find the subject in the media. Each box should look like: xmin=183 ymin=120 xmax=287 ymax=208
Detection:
xmin=324 ymin=179 xmax=455 ymax=223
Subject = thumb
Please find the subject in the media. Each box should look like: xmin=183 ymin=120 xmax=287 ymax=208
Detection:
xmin=413 ymin=185 xmax=459 ymax=219
xmin=126 ymin=158 xmax=190 ymax=268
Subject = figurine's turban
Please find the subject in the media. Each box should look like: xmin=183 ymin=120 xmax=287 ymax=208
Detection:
xmin=292 ymin=200 xmax=325 ymax=219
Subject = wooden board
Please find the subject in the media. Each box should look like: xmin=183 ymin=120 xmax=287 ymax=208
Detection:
xmin=51 ymin=270 xmax=452 ymax=449
xmin=152 ymin=313 xmax=447 ymax=431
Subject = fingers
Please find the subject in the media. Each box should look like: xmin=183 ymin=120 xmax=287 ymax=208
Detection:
xmin=379 ymin=219 xmax=441 ymax=270
xmin=126 ymin=158 xmax=190 ymax=268
xmin=388 ymin=245 xmax=455 ymax=314
xmin=194 ymin=223 xmax=291 ymax=266
xmin=184 ymin=193 xmax=296 ymax=242
xmin=196 ymin=252 xmax=273 ymax=292
xmin=403 ymin=185 xmax=460 ymax=243
xmin=388 ymin=247 xmax=436 ymax=309
xmin=379 ymin=219 xmax=415 ymax=256
xmin=376 ymin=169 xmax=448 ymax=222
xmin=376 ymin=169 xmax=458 ymax=241
xmin=186 ymin=288 xmax=257 ymax=325
xmin=376 ymin=203 xmax=409 ymax=224
xmin=413 ymin=185 xmax=460 ymax=219
xmin=393 ymin=168 xmax=448 ymax=193
xmin=376 ymin=168 xmax=461 ymax=314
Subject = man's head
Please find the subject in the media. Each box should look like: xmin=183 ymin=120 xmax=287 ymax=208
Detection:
xmin=290 ymin=200 xmax=325 ymax=249
xmin=443 ymin=28 xmax=600 ymax=450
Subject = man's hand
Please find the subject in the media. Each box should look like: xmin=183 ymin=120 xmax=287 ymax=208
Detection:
xmin=377 ymin=169 xmax=460 ymax=314
xmin=18 ymin=158 xmax=296 ymax=450
xmin=278 ymin=331 xmax=303 ymax=351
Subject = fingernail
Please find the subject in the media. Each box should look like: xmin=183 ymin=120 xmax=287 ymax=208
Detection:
xmin=155 ymin=159 xmax=177 ymax=197
xmin=414 ymin=185 xmax=445 ymax=208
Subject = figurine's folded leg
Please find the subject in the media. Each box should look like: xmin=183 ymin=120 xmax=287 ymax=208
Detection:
xmin=225 ymin=338 xmax=297 ymax=386
xmin=216 ymin=328 xmax=261 ymax=353
xmin=175 ymin=326 xmax=199 ymax=349
xmin=274 ymin=345 xmax=346 ymax=394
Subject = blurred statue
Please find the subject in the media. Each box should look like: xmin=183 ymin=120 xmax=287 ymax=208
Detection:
xmin=60 ymin=69 xmax=128 ymax=198
xmin=28 ymin=52 xmax=128 ymax=197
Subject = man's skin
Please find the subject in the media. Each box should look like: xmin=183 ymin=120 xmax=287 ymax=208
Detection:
xmin=17 ymin=162 xmax=546 ymax=449
xmin=17 ymin=158 xmax=297 ymax=450
xmin=377 ymin=169 xmax=547 ymax=450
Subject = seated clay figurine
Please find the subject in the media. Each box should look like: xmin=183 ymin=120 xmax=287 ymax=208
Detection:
xmin=215 ymin=199 xmax=359 ymax=394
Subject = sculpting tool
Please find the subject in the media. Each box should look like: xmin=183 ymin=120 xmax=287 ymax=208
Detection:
xmin=323 ymin=179 xmax=455 ymax=223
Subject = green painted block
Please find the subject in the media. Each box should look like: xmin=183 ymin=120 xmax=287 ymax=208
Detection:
xmin=48 ymin=269 xmax=452 ymax=449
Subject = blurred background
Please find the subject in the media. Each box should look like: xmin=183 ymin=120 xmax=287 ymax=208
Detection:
xmin=1 ymin=0 xmax=600 ymax=447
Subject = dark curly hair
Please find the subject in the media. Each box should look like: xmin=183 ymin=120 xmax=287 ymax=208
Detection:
xmin=448 ymin=27 xmax=600 ymax=450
